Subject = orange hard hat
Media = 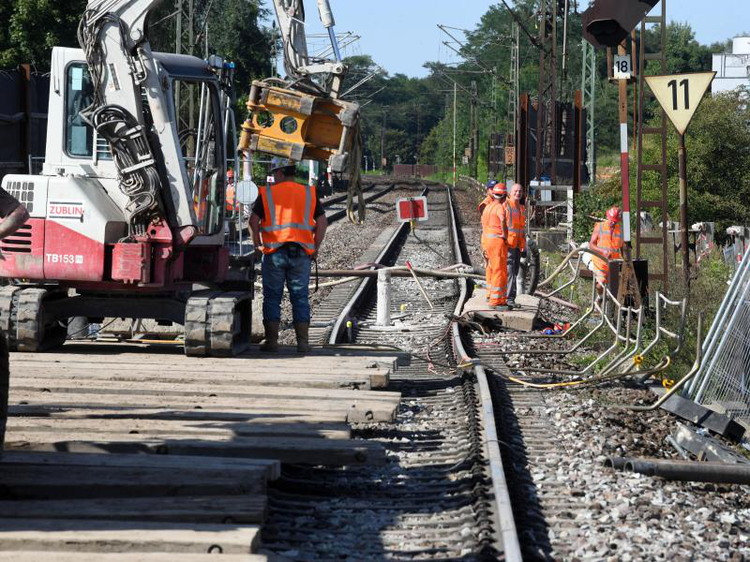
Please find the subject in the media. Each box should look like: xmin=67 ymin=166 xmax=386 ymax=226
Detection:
xmin=491 ymin=183 xmax=507 ymax=196
xmin=606 ymin=206 xmax=622 ymax=222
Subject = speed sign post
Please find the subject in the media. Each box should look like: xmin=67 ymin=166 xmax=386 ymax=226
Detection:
xmin=645 ymin=71 xmax=716 ymax=287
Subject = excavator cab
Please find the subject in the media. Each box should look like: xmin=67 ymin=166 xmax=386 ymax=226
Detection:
xmin=0 ymin=46 xmax=251 ymax=356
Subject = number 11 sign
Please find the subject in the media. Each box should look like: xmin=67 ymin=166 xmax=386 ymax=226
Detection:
xmin=645 ymin=72 xmax=716 ymax=135
xmin=644 ymin=71 xmax=716 ymax=288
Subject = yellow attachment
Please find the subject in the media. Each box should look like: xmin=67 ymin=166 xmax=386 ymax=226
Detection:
xmin=633 ymin=354 xmax=644 ymax=366
xmin=662 ymin=378 xmax=675 ymax=388
xmin=238 ymin=81 xmax=360 ymax=172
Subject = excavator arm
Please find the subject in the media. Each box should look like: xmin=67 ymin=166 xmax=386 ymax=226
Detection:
xmin=239 ymin=0 xmax=363 ymax=221
xmin=272 ymin=0 xmax=347 ymax=97
xmin=77 ymin=0 xmax=209 ymax=241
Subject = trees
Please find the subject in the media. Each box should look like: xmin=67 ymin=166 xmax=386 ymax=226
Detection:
xmin=0 ymin=0 xmax=272 ymax=88
xmin=0 ymin=0 xmax=86 ymax=68
xmin=640 ymin=88 xmax=750 ymax=238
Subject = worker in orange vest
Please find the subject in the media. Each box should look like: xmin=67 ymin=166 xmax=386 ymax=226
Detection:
xmin=225 ymin=168 xmax=237 ymax=213
xmin=478 ymin=180 xmax=497 ymax=216
xmin=589 ymin=206 xmax=623 ymax=292
xmin=249 ymin=158 xmax=328 ymax=353
xmin=483 ymin=183 xmax=510 ymax=311
xmin=505 ymin=183 xmax=526 ymax=308
xmin=480 ymin=181 xmax=505 ymax=272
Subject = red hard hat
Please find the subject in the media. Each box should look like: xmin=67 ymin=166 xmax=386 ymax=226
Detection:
xmin=491 ymin=183 xmax=507 ymax=196
xmin=606 ymin=206 xmax=622 ymax=222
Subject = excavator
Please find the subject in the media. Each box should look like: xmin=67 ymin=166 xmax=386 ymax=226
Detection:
xmin=0 ymin=0 xmax=360 ymax=357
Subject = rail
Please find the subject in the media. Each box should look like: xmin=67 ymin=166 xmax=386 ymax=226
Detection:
xmin=447 ymin=185 xmax=523 ymax=561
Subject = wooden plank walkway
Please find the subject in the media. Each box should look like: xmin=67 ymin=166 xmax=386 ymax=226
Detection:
xmin=1 ymin=342 xmax=404 ymax=558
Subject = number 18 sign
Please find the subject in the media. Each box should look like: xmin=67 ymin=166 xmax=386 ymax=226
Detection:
xmin=645 ymin=72 xmax=716 ymax=135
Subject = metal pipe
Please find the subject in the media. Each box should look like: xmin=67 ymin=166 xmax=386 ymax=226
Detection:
xmin=522 ymin=298 xmax=621 ymax=376
xmin=310 ymin=268 xmax=483 ymax=280
xmin=624 ymin=313 xmax=703 ymax=411
xmin=406 ymin=260 xmax=434 ymax=310
xmin=616 ymin=458 xmax=750 ymax=485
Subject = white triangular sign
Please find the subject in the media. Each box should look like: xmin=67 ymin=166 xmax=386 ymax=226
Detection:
xmin=645 ymin=72 xmax=716 ymax=135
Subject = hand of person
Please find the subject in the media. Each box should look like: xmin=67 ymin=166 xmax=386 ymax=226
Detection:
xmin=254 ymin=246 xmax=263 ymax=260
xmin=311 ymin=249 xmax=318 ymax=261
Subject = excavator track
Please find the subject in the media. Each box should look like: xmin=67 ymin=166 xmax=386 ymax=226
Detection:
xmin=184 ymin=291 xmax=252 ymax=357
xmin=0 ymin=329 xmax=8 ymax=453
xmin=0 ymin=286 xmax=67 ymax=353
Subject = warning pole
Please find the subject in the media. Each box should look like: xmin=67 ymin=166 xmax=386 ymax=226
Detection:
xmin=615 ymin=43 xmax=640 ymax=307
xmin=678 ymin=132 xmax=690 ymax=286
xmin=617 ymin=44 xmax=631 ymax=245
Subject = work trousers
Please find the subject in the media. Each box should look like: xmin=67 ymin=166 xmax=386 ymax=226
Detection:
xmin=591 ymin=256 xmax=610 ymax=286
xmin=262 ymin=244 xmax=312 ymax=323
xmin=507 ymin=247 xmax=522 ymax=301
xmin=485 ymin=237 xmax=508 ymax=306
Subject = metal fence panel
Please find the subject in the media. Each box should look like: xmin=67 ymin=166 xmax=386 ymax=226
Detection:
xmin=684 ymin=243 xmax=750 ymax=422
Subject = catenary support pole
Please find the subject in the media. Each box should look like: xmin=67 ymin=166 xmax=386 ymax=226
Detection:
xmin=453 ymin=82 xmax=457 ymax=187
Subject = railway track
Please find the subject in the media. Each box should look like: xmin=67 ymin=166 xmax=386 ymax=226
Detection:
xmin=322 ymin=181 xmax=396 ymax=224
xmin=0 ymin=178 xmax=592 ymax=561
xmin=262 ymin=183 xmax=519 ymax=560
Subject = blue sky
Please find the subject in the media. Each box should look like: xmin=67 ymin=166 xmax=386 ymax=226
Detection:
xmin=262 ymin=1 xmax=749 ymax=78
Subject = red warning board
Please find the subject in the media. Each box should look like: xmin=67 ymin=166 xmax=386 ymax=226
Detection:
xmin=396 ymin=196 xmax=429 ymax=223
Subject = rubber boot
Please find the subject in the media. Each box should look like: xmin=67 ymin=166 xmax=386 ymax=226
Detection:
xmin=260 ymin=321 xmax=280 ymax=352
xmin=294 ymin=322 xmax=312 ymax=353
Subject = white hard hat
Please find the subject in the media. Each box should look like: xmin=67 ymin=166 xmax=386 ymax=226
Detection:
xmin=270 ymin=157 xmax=294 ymax=172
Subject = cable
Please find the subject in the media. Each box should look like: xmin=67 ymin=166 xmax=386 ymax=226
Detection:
xmin=502 ymin=356 xmax=671 ymax=390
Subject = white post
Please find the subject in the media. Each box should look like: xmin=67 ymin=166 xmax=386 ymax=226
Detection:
xmin=376 ymin=269 xmax=392 ymax=326
xmin=567 ymin=186 xmax=574 ymax=243
xmin=242 ymin=150 xmax=252 ymax=180
xmin=308 ymin=159 xmax=316 ymax=186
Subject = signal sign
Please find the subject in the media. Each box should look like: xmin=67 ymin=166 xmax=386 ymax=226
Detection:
xmin=613 ymin=54 xmax=632 ymax=79
xmin=396 ymin=197 xmax=429 ymax=223
xmin=645 ymin=72 xmax=716 ymax=135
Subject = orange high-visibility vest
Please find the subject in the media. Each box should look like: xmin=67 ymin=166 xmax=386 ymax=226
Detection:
xmin=259 ymin=181 xmax=317 ymax=255
xmin=484 ymin=200 xmax=508 ymax=241
xmin=505 ymin=201 xmax=526 ymax=250
xmin=592 ymin=220 xmax=623 ymax=274
xmin=226 ymin=184 xmax=237 ymax=213
xmin=478 ymin=194 xmax=494 ymax=216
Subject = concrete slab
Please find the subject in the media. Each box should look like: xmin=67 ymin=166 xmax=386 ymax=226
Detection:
xmin=462 ymin=289 xmax=539 ymax=332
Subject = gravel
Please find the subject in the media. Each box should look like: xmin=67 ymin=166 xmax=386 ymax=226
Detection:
xmin=454 ymin=180 xmax=750 ymax=559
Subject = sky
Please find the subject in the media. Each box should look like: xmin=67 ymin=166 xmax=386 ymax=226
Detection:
xmin=262 ymin=1 xmax=750 ymax=78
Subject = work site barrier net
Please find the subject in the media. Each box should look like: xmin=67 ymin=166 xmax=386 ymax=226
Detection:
xmin=684 ymin=244 xmax=750 ymax=423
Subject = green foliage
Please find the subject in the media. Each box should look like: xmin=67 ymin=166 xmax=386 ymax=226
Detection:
xmin=640 ymin=89 xmax=750 ymax=239
xmin=572 ymin=178 xmax=621 ymax=244
xmin=0 ymin=0 xmax=271 ymax=92
xmin=0 ymin=0 xmax=86 ymax=68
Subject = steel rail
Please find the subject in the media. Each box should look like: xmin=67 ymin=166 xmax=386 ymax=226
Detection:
xmin=324 ymin=183 xmax=396 ymax=223
xmin=324 ymin=182 xmax=523 ymax=559
xmin=446 ymin=186 xmax=522 ymax=561
xmin=326 ymin=186 xmax=427 ymax=344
